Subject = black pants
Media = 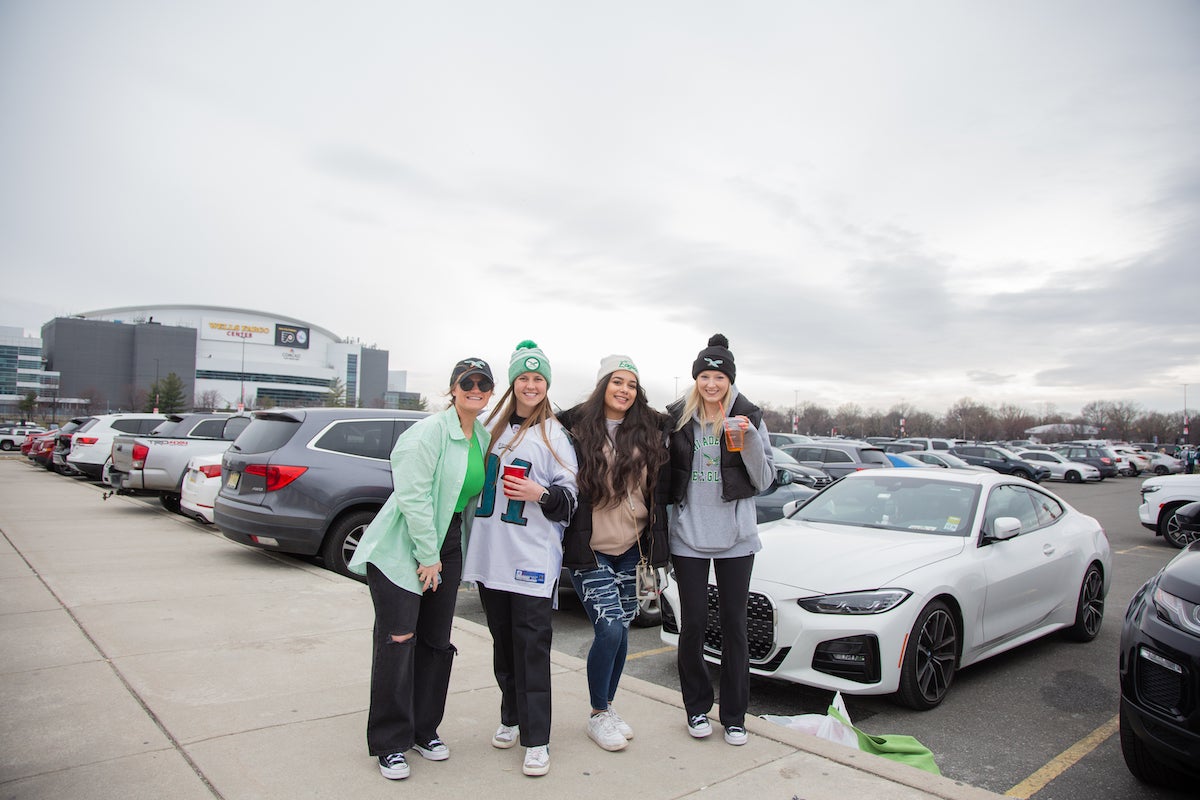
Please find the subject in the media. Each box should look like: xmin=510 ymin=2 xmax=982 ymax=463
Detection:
xmin=365 ymin=518 xmax=463 ymax=756
xmin=671 ymin=553 xmax=754 ymax=728
xmin=477 ymin=584 xmax=554 ymax=747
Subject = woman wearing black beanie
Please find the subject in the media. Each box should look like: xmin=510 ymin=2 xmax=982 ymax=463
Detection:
xmin=662 ymin=334 xmax=775 ymax=746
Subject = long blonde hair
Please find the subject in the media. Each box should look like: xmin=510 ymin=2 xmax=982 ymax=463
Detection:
xmin=673 ymin=381 xmax=731 ymax=433
xmin=485 ymin=383 xmax=573 ymax=471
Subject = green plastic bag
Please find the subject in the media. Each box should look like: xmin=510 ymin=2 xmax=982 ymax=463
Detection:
xmin=828 ymin=703 xmax=941 ymax=775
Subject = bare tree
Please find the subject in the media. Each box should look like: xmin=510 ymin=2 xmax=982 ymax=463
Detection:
xmin=196 ymin=389 xmax=224 ymax=410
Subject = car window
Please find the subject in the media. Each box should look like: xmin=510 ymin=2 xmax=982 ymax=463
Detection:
xmin=859 ymin=449 xmax=890 ymax=466
xmin=231 ymin=417 xmax=301 ymax=454
xmin=823 ymin=448 xmax=852 ymax=464
xmin=390 ymin=419 xmax=418 ymax=448
xmin=313 ymin=419 xmax=394 ymax=459
xmin=113 ymin=418 xmax=146 ymax=433
xmin=932 ymin=441 xmax=949 ymax=450
xmin=983 ymin=484 xmax=1040 ymax=535
xmin=1030 ymin=489 xmax=1065 ymax=526
xmin=1023 ymin=452 xmax=1048 ymax=462
xmin=790 ymin=447 xmax=819 ymax=462
xmin=222 ymin=416 xmax=251 ymax=441
xmin=190 ymin=418 xmax=226 ymax=438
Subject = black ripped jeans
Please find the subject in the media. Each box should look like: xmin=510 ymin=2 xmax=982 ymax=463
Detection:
xmin=365 ymin=516 xmax=462 ymax=755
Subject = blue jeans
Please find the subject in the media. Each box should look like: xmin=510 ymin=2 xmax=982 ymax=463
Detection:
xmin=570 ymin=545 xmax=641 ymax=712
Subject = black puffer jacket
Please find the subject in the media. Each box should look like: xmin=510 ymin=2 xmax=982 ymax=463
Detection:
xmin=557 ymin=405 xmax=670 ymax=571
xmin=663 ymin=392 xmax=764 ymax=505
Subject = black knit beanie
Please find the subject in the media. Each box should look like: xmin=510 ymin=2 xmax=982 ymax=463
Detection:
xmin=691 ymin=333 xmax=736 ymax=382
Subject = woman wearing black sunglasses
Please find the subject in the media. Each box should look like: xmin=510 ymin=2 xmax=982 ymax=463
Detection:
xmin=349 ymin=358 xmax=495 ymax=781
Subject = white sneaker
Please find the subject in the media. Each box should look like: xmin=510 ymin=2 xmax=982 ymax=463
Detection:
xmin=523 ymin=745 xmax=550 ymax=776
xmin=687 ymin=714 xmax=713 ymax=738
xmin=492 ymin=723 xmax=519 ymax=749
xmin=587 ymin=712 xmax=628 ymax=751
xmin=606 ymin=707 xmax=634 ymax=739
xmin=723 ymin=725 xmax=748 ymax=746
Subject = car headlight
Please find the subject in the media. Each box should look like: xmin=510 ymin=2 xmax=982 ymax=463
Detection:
xmin=1140 ymin=485 xmax=1161 ymax=498
xmin=1153 ymin=587 xmax=1200 ymax=636
xmin=797 ymin=589 xmax=912 ymax=614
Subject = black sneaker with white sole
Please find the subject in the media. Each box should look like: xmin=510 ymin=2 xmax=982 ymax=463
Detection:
xmin=687 ymin=714 xmax=713 ymax=738
xmin=413 ymin=738 xmax=450 ymax=761
xmin=378 ymin=751 xmax=410 ymax=779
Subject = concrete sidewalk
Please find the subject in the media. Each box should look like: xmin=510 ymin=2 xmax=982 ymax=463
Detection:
xmin=0 ymin=458 xmax=1001 ymax=799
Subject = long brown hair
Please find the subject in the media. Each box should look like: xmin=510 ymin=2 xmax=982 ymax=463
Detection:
xmin=572 ymin=374 xmax=667 ymax=508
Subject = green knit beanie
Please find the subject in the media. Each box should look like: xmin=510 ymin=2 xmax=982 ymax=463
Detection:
xmin=508 ymin=339 xmax=552 ymax=386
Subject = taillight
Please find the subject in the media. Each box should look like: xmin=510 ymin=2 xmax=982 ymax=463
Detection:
xmin=132 ymin=443 xmax=149 ymax=469
xmin=198 ymin=464 xmax=222 ymax=479
xmin=76 ymin=437 xmax=99 ymax=446
xmin=244 ymin=464 xmax=307 ymax=491
xmin=1100 ymin=457 xmax=1112 ymax=465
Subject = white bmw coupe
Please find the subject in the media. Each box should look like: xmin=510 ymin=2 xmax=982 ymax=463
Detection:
xmin=660 ymin=469 xmax=1111 ymax=710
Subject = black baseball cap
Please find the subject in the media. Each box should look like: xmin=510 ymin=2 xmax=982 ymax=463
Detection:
xmin=450 ymin=357 xmax=493 ymax=385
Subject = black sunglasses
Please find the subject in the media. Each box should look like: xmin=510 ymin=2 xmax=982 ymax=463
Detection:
xmin=458 ymin=376 xmax=494 ymax=392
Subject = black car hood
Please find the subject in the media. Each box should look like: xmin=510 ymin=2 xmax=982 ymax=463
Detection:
xmin=1158 ymin=541 xmax=1200 ymax=605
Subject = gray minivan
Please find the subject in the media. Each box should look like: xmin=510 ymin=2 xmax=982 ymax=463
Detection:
xmin=214 ymin=408 xmax=428 ymax=578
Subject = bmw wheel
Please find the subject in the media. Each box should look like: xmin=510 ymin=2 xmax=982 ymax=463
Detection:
xmin=896 ymin=599 xmax=957 ymax=710
xmin=1065 ymin=564 xmax=1104 ymax=641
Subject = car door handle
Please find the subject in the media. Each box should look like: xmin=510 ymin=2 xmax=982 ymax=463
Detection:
xmin=1043 ymin=544 xmax=1055 ymax=556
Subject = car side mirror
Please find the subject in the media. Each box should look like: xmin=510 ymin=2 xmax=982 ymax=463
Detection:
xmin=992 ymin=517 xmax=1021 ymax=540
xmin=782 ymin=499 xmax=801 ymax=517
xmin=776 ymin=468 xmax=793 ymax=486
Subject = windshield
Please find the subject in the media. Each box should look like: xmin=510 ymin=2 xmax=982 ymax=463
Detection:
xmin=791 ymin=475 xmax=981 ymax=537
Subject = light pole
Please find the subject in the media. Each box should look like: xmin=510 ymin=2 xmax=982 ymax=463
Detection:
xmin=153 ymin=359 xmax=160 ymax=413
xmin=239 ymin=339 xmax=247 ymax=411
xmin=793 ymin=389 xmax=799 ymax=434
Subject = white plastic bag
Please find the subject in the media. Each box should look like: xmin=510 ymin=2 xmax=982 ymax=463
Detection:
xmin=760 ymin=691 xmax=859 ymax=749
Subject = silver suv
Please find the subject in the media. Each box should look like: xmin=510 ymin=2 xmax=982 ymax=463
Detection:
xmin=214 ymin=408 xmax=428 ymax=578
xmin=778 ymin=441 xmax=890 ymax=479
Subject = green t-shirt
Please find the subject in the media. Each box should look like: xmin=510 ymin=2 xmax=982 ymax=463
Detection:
xmin=455 ymin=435 xmax=484 ymax=512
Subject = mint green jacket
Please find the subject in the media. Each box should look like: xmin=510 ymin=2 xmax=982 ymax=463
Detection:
xmin=347 ymin=406 xmax=490 ymax=594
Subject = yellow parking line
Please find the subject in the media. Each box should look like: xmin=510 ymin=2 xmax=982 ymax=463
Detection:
xmin=1003 ymin=714 xmax=1119 ymax=798
xmin=625 ymin=645 xmax=676 ymax=661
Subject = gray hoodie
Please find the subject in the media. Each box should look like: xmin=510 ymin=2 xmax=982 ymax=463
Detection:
xmin=668 ymin=389 xmax=775 ymax=559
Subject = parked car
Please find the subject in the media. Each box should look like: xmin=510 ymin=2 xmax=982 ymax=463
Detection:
xmin=180 ymin=453 xmax=223 ymax=524
xmin=949 ymin=445 xmax=1051 ymax=483
xmin=66 ymin=413 xmax=167 ymax=480
xmin=1119 ymin=529 xmax=1200 ymax=788
xmin=1113 ymin=446 xmax=1152 ymax=477
xmin=659 ymin=469 xmax=1111 ymax=709
xmin=214 ymin=408 xmax=429 ymax=578
xmin=109 ymin=412 xmax=250 ymax=513
xmin=754 ymin=460 xmax=818 ymax=524
xmin=881 ymin=441 xmax=921 ymax=454
xmin=903 ymin=450 xmax=994 ymax=473
xmin=779 ymin=441 xmax=891 ymax=479
xmin=769 ymin=432 xmax=813 ymax=447
xmin=886 ymin=452 xmax=937 ymax=468
xmin=1138 ymin=475 xmax=1200 ymax=548
xmin=771 ymin=447 xmax=833 ymax=490
xmin=892 ymin=437 xmax=963 ymax=451
xmin=1014 ymin=450 xmax=1102 ymax=483
xmin=1145 ymin=452 xmax=1184 ymax=476
xmin=46 ymin=417 xmax=92 ymax=474
xmin=0 ymin=425 xmax=46 ymax=451
xmin=1052 ymin=443 xmax=1120 ymax=479
xmin=27 ymin=429 xmax=59 ymax=468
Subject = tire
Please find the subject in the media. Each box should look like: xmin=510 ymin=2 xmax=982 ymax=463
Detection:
xmin=1064 ymin=563 xmax=1104 ymax=641
xmin=159 ymin=493 xmax=182 ymax=514
xmin=631 ymin=568 xmax=662 ymax=628
xmin=895 ymin=599 xmax=958 ymax=710
xmin=321 ymin=510 xmax=375 ymax=580
xmin=1120 ymin=704 xmax=1190 ymax=788
xmin=0 ymin=441 xmax=13 ymax=451
xmin=1014 ymin=469 xmax=1035 ymax=482
xmin=1065 ymin=470 xmax=1082 ymax=483
xmin=1154 ymin=465 xmax=1169 ymax=476
xmin=1161 ymin=505 xmax=1200 ymax=549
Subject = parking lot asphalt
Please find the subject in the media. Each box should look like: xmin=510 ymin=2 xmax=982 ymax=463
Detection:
xmin=0 ymin=457 xmax=1006 ymax=799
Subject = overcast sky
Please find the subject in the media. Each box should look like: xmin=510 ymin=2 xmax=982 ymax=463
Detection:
xmin=2 ymin=1 xmax=1198 ymax=418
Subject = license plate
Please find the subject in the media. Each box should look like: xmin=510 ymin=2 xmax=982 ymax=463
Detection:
xmin=226 ymin=471 xmax=240 ymax=490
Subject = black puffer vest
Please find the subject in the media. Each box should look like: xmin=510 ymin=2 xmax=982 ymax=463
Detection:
xmin=665 ymin=393 xmax=763 ymax=505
